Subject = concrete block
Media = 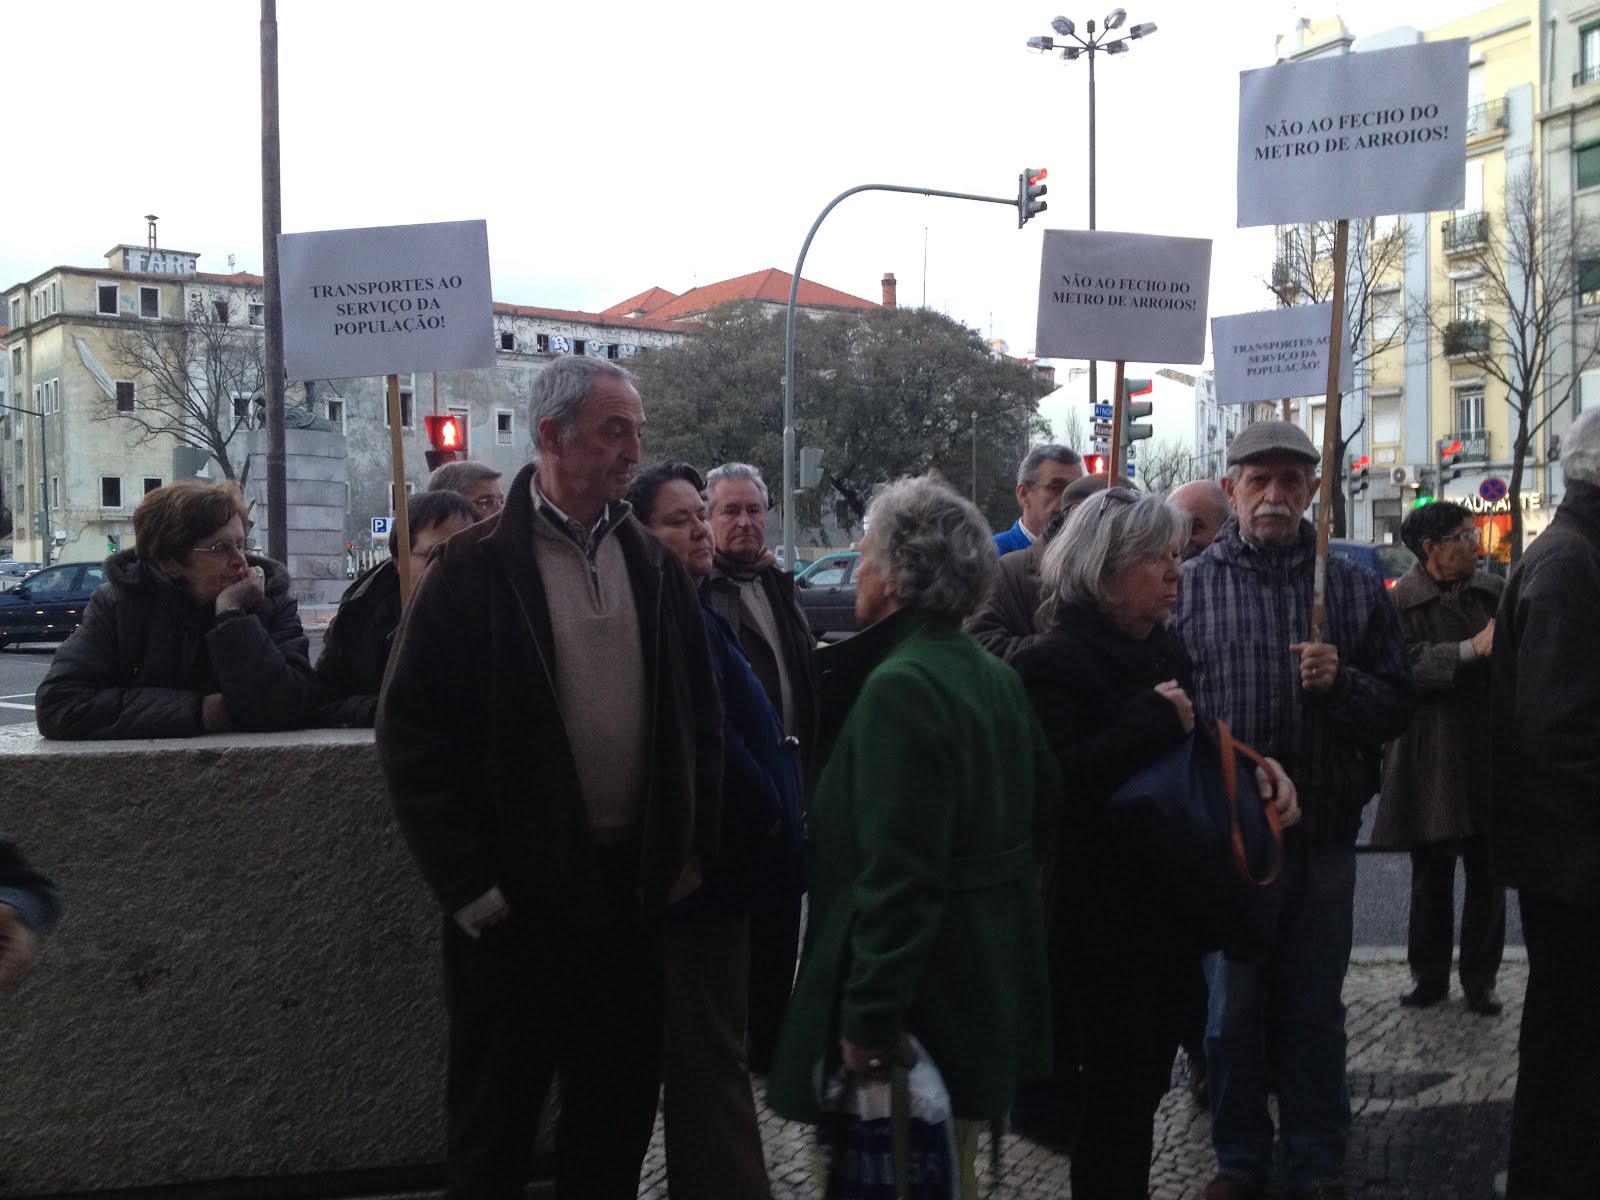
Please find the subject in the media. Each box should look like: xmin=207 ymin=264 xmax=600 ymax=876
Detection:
xmin=287 ymin=480 xmax=349 ymax=509
xmin=0 ymin=728 xmax=445 ymax=1194
xmin=286 ymin=504 xmax=347 ymax=533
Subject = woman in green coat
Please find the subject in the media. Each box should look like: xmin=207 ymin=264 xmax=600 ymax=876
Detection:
xmin=767 ymin=475 xmax=1059 ymax=1189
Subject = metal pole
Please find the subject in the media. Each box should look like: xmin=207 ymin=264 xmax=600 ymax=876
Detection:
xmin=971 ymin=410 xmax=979 ymax=500
xmin=1086 ymin=43 xmax=1098 ymax=417
xmin=39 ymin=413 xmax=48 ymax=564
xmin=260 ymin=0 xmax=287 ymax=565
xmin=784 ymin=181 xmax=1022 ymax=572
xmin=387 ymin=374 xmax=414 ymax=609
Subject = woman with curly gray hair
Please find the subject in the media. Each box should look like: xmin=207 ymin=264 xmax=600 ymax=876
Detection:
xmin=768 ymin=475 xmax=1059 ymax=1194
xmin=1012 ymin=488 xmax=1298 ymax=1197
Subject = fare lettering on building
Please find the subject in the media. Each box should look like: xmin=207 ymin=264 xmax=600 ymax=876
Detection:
xmin=112 ymin=246 xmax=199 ymax=276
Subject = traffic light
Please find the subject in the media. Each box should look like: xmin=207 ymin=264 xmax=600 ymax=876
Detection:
xmin=799 ymin=446 xmax=825 ymax=489
xmin=1083 ymin=453 xmax=1107 ymax=475
xmin=1437 ymin=438 xmax=1463 ymax=486
xmin=107 ymin=535 xmax=119 ymax=554
xmin=1412 ymin=494 xmax=1436 ymax=509
xmin=1017 ymin=167 xmax=1049 ymax=228
xmin=1121 ymin=377 xmax=1153 ymax=444
xmin=424 ymin=414 xmax=465 ymax=470
xmin=1349 ymin=454 xmax=1370 ymax=496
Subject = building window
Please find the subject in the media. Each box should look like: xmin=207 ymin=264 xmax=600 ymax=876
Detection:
xmin=387 ymin=481 xmax=417 ymax=511
xmin=8 ymin=297 xmax=20 ymax=327
xmin=496 ymin=409 xmax=514 ymax=445
xmin=448 ymin=405 xmax=472 ymax=455
xmin=1581 ymin=369 xmax=1600 ymax=413
xmin=385 ymin=384 xmax=415 ymax=428
xmin=1457 ymin=386 xmax=1486 ymax=437
xmin=536 ymin=334 xmax=551 ymax=353
xmin=1371 ymin=392 xmax=1402 ymax=444
xmin=139 ymin=286 xmax=160 ymax=319
xmin=499 ymin=330 xmax=515 ymax=351
xmin=1579 ymin=140 xmax=1600 ymax=190
xmin=115 ymin=381 xmax=136 ymax=413
xmin=1454 ymin=279 xmax=1483 ymax=323
xmin=1582 ymin=22 xmax=1600 ymax=86
xmin=143 ymin=477 xmax=163 ymax=494
xmin=35 ymin=379 xmax=59 ymax=416
xmin=101 ymin=477 xmax=123 ymax=509
xmin=10 ymin=348 xmax=20 ymax=377
xmin=98 ymin=283 xmax=120 ymax=316
xmin=248 ymin=303 xmax=264 ymax=327
xmin=572 ymin=339 xmax=587 ymax=356
xmin=327 ymin=398 xmax=344 ymax=428
xmin=212 ymin=299 xmax=230 ymax=324
xmin=1371 ymin=290 xmax=1401 ymax=341
xmin=1579 ymin=258 xmax=1600 ymax=308
xmin=50 ymin=476 xmax=60 ymax=510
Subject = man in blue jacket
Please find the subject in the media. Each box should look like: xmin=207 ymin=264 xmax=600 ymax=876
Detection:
xmin=0 ymin=834 xmax=60 ymax=988
xmin=992 ymin=445 xmax=1083 ymax=556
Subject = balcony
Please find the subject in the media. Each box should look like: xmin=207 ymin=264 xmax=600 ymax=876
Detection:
xmin=1465 ymin=98 xmax=1508 ymax=139
xmin=1452 ymin=431 xmax=1490 ymax=461
xmin=1443 ymin=319 xmax=1490 ymax=357
xmin=1442 ymin=212 xmax=1489 ymax=253
xmin=1576 ymin=63 xmax=1600 ymax=88
xmin=1271 ymin=259 xmax=1294 ymax=290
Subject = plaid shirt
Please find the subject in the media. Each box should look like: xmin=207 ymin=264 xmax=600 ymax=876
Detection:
xmin=1169 ymin=516 xmax=1415 ymax=846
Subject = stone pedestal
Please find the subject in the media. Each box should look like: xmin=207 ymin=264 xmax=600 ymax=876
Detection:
xmin=248 ymin=427 xmax=350 ymax=606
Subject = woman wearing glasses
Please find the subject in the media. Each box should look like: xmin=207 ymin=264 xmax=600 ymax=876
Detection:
xmin=1011 ymin=488 xmax=1298 ymax=1199
xmin=36 ymin=481 xmax=315 ymax=739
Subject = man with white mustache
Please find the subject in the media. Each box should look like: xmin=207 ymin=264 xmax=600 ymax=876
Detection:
xmin=1169 ymin=420 xmax=1414 ymax=1200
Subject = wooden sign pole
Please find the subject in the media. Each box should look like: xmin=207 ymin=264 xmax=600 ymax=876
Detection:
xmin=1309 ymin=218 xmax=1350 ymax=644
xmin=386 ymin=373 xmax=414 ymax=609
xmin=1108 ymin=359 xmax=1126 ymax=480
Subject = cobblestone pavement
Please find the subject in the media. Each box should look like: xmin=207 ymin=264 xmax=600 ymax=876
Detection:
xmin=635 ymin=958 xmax=1524 ymax=1200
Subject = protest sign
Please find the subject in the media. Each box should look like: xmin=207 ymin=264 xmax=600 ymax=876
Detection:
xmin=1035 ymin=229 xmax=1213 ymax=364
xmin=279 ymin=219 xmax=494 ymax=381
xmin=1237 ymin=38 xmax=1468 ymax=227
xmin=1211 ymin=303 xmax=1354 ymax=406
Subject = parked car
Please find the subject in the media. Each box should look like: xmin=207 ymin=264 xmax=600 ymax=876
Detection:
xmin=0 ymin=561 xmax=106 ymax=649
xmin=1328 ymin=539 xmax=1415 ymax=590
xmin=795 ymin=551 xmax=861 ymax=639
xmin=0 ymin=561 xmax=42 ymax=593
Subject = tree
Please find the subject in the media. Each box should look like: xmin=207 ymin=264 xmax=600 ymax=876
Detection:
xmin=629 ymin=301 xmax=1053 ymax=537
xmin=1415 ymin=167 xmax=1599 ymax=561
xmin=102 ymin=291 xmax=275 ymax=485
xmin=1138 ymin=437 xmax=1203 ymax=494
xmin=1268 ymin=215 xmax=1411 ymax=536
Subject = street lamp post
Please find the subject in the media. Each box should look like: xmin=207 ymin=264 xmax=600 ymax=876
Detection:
xmin=1027 ymin=10 xmax=1157 ymax=422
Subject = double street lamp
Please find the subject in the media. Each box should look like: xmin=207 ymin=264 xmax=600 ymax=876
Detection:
xmin=1027 ymin=10 xmax=1156 ymax=414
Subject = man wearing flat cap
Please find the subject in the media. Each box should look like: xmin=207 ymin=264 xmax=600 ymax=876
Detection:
xmin=1169 ymin=421 xmax=1414 ymax=1200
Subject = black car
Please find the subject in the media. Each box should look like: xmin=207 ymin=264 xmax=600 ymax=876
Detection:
xmin=1327 ymin=539 xmax=1415 ymax=590
xmin=795 ymin=552 xmax=860 ymax=639
xmin=0 ymin=561 xmax=106 ymax=649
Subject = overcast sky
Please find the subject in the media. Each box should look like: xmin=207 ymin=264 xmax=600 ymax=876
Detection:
xmin=4 ymin=0 xmax=1479 ymax=383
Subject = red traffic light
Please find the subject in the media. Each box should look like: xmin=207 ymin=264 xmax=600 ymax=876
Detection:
xmin=1083 ymin=453 xmax=1107 ymax=475
xmin=1029 ymin=168 xmax=1048 ymax=186
xmin=424 ymin=414 xmax=464 ymax=452
xmin=1441 ymin=440 xmax=1462 ymax=458
xmin=1351 ymin=454 xmax=1370 ymax=471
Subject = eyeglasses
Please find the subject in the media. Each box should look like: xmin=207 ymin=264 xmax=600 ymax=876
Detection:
xmin=473 ymin=495 xmax=504 ymax=512
xmin=192 ymin=539 xmax=249 ymax=558
xmin=1435 ymin=530 xmax=1478 ymax=547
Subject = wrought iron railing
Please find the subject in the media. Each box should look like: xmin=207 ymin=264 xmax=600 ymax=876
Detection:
xmin=1442 ymin=212 xmax=1489 ymax=253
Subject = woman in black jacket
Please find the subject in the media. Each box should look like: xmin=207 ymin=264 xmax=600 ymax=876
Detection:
xmin=1012 ymin=488 xmax=1297 ymax=1200
xmin=35 ymin=481 xmax=315 ymax=740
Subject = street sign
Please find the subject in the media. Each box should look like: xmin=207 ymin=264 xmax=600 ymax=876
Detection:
xmin=371 ymin=516 xmax=393 ymax=539
xmin=1093 ymin=403 xmax=1114 ymax=420
xmin=1093 ymin=419 xmax=1114 ymax=438
xmin=1091 ymin=437 xmax=1111 ymax=454
xmin=1125 ymin=461 xmax=1137 ymax=479
xmin=1479 ymin=477 xmax=1508 ymax=503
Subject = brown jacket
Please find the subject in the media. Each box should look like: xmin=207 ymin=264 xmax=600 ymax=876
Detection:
xmin=963 ymin=538 xmax=1047 ymax=662
xmin=1372 ymin=562 xmax=1503 ymax=847
xmin=376 ymin=462 xmax=723 ymax=923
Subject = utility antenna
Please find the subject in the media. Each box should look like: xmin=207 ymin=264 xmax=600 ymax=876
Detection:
xmin=144 ymin=214 xmax=159 ymax=249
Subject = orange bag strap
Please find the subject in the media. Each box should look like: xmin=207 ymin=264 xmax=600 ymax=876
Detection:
xmin=1216 ymin=718 xmax=1283 ymax=887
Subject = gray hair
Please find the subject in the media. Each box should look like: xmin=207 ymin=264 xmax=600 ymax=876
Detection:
xmin=1563 ymin=406 xmax=1600 ymax=486
xmin=427 ymin=460 xmax=503 ymax=492
xmin=705 ymin=462 xmax=770 ymax=506
xmin=861 ymin=475 xmax=997 ymax=617
xmin=1038 ymin=490 xmax=1189 ymax=627
xmin=1017 ymin=443 xmax=1083 ymax=487
xmin=527 ymin=356 xmax=634 ymax=458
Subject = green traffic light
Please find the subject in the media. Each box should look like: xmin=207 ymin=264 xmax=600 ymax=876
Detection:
xmin=1413 ymin=495 xmax=1435 ymax=508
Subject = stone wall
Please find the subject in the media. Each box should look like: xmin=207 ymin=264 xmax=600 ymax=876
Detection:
xmin=248 ymin=427 xmax=352 ymax=606
xmin=0 ymin=727 xmax=445 ymax=1196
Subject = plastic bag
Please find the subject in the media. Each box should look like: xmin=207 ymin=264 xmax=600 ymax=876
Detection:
xmin=816 ymin=1035 xmax=958 ymax=1200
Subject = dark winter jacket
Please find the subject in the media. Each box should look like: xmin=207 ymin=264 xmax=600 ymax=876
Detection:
xmin=35 ymin=551 xmax=315 ymax=740
xmin=1492 ymin=479 xmax=1600 ymax=910
xmin=1373 ymin=563 xmax=1503 ymax=847
xmin=376 ymin=463 xmax=722 ymax=924
xmin=671 ymin=601 xmax=802 ymax=921
xmin=313 ymin=559 xmax=402 ymax=727
xmin=964 ymin=537 xmax=1048 ymax=662
xmin=0 ymin=834 xmax=61 ymax=936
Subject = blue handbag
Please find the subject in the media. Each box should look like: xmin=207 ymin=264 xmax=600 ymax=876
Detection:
xmin=1105 ymin=718 xmax=1285 ymax=960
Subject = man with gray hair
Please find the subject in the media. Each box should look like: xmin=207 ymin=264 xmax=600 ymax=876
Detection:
xmin=1492 ymin=404 xmax=1600 ymax=1199
xmin=378 ymin=355 xmax=722 ymax=1199
xmin=1170 ymin=420 xmax=1413 ymax=1200
xmin=427 ymin=459 xmax=505 ymax=520
xmin=994 ymin=444 xmax=1084 ymax=556
xmin=703 ymin=460 xmax=817 ymax=1073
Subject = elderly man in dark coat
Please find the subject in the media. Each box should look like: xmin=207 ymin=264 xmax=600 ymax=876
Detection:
xmin=1492 ymin=406 xmax=1600 ymax=1200
xmin=1374 ymin=501 xmax=1505 ymax=1014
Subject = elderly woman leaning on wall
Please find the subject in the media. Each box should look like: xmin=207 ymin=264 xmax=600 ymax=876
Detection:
xmin=767 ymin=473 xmax=1060 ymax=1197
xmin=35 ymin=481 xmax=315 ymax=740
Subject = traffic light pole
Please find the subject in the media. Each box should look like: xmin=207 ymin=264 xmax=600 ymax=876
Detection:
xmin=783 ymin=181 xmax=1027 ymax=573
xmin=1107 ymin=360 xmax=1125 ymax=481
xmin=386 ymin=374 xmax=414 ymax=609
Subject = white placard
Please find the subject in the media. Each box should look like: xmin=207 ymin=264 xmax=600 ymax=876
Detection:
xmin=1035 ymin=229 xmax=1212 ymax=364
xmin=1210 ymin=304 xmax=1354 ymax=407
xmin=279 ymin=219 xmax=494 ymax=381
xmin=1237 ymin=39 xmax=1468 ymax=227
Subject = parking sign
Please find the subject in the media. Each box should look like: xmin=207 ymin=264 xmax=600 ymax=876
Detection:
xmin=371 ymin=517 xmax=393 ymax=540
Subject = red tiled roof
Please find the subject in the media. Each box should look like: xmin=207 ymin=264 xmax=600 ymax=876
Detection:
xmin=493 ymin=301 xmax=692 ymax=334
xmin=600 ymin=286 xmax=679 ymax=318
xmin=614 ymin=269 xmax=878 ymax=321
xmin=194 ymin=271 xmax=264 ymax=286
